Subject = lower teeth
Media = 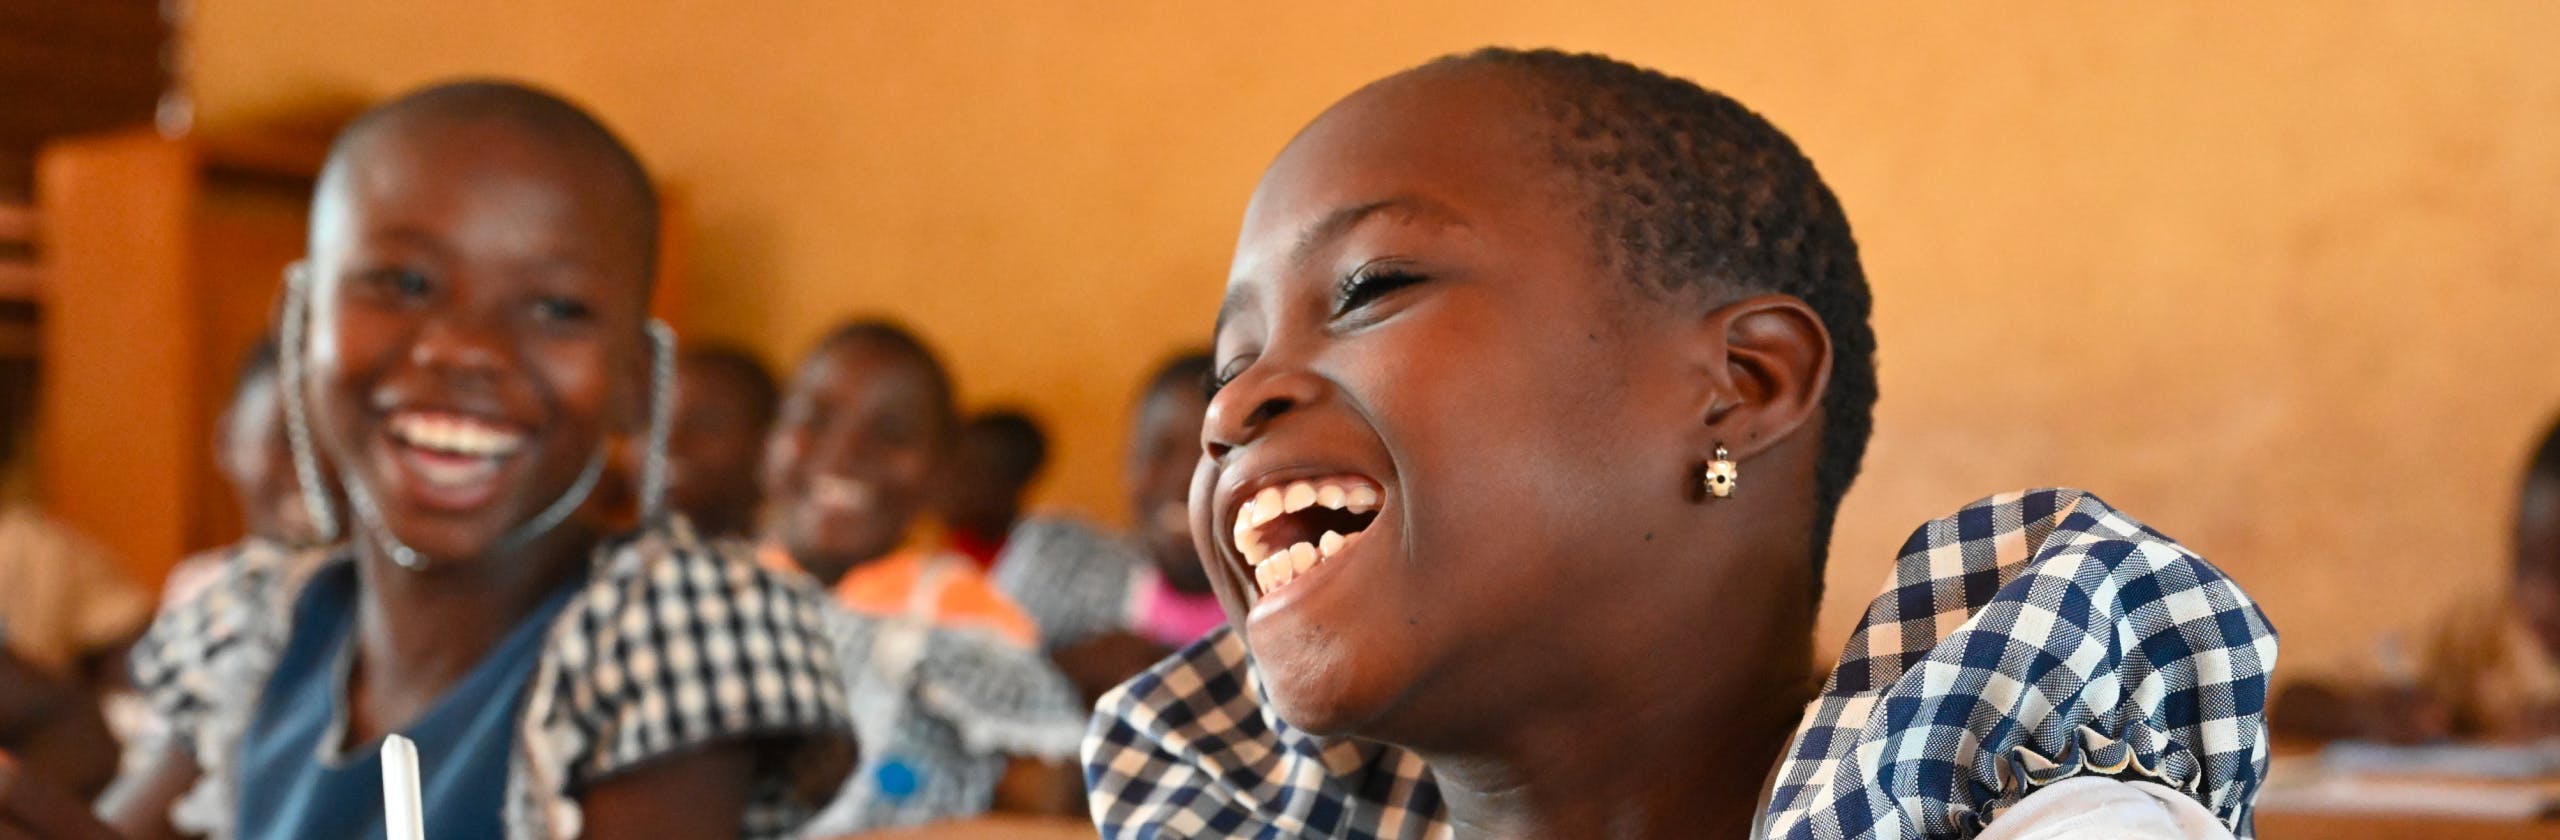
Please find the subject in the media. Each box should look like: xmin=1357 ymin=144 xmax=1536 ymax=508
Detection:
xmin=1256 ymin=531 xmax=1364 ymax=595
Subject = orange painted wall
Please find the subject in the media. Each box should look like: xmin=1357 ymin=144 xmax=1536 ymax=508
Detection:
xmin=183 ymin=2 xmax=2560 ymax=675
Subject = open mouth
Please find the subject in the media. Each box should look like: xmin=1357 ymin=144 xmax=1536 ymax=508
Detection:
xmin=386 ymin=410 xmax=527 ymax=490
xmin=807 ymin=474 xmax=876 ymax=514
xmin=1231 ymin=475 xmax=1382 ymax=597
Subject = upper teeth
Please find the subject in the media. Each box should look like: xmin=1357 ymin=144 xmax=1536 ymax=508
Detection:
xmin=391 ymin=412 xmax=523 ymax=458
xmin=1234 ymin=477 xmax=1381 ymax=597
xmin=811 ymin=475 xmax=875 ymax=512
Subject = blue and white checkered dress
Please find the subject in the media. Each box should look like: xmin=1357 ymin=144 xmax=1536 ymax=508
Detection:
xmin=1082 ymin=488 xmax=2278 ymax=839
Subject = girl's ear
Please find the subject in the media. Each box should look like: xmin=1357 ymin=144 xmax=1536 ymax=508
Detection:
xmin=1681 ymin=293 xmax=1832 ymax=461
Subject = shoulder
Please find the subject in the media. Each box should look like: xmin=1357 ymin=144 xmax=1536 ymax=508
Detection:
xmin=543 ymin=520 xmax=847 ymax=709
xmin=534 ymin=521 xmax=852 ymax=773
xmin=913 ymin=552 xmax=1041 ymax=650
xmin=132 ymin=541 xmax=338 ymax=837
xmin=132 ymin=541 xmax=330 ymax=713
xmin=516 ymin=520 xmax=857 ymax=837
xmin=1769 ymin=488 xmax=2277 ymax=840
xmin=998 ymin=517 xmax=1139 ymax=571
xmin=991 ymin=518 xmax=1144 ymax=650
xmin=905 ymin=622 xmax=1088 ymax=759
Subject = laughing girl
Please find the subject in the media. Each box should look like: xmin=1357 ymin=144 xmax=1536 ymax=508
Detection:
xmin=1086 ymin=49 xmax=2277 ymax=840
xmin=2 ymin=81 xmax=855 ymax=840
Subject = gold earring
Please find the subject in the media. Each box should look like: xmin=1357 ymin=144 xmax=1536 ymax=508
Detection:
xmin=1704 ymin=446 xmax=1738 ymax=498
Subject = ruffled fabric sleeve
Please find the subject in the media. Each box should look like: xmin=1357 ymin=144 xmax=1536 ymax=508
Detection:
xmin=906 ymin=622 xmax=1088 ymax=760
xmin=508 ymin=520 xmax=858 ymax=840
xmin=990 ymin=517 xmax=1145 ymax=651
xmin=1760 ymin=488 xmax=2278 ymax=840
xmin=127 ymin=539 xmax=317 ymax=838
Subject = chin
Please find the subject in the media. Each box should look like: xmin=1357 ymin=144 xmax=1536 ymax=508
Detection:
xmin=1252 ymin=644 xmax=1405 ymax=739
xmin=381 ymin=527 xmax=508 ymax=568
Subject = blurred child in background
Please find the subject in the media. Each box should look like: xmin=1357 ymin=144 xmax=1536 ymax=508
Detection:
xmin=2278 ymin=412 xmax=2560 ymax=742
xmin=939 ymin=409 xmax=1047 ymax=570
xmin=762 ymin=320 xmax=1085 ymax=833
xmin=647 ymin=342 xmax=779 ymax=542
xmin=993 ymin=351 xmax=1223 ymax=703
xmin=161 ymin=338 xmax=334 ymax=608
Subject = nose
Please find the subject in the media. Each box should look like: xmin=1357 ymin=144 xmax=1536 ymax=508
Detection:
xmin=408 ymin=309 xmax=509 ymax=384
xmin=1201 ymin=358 xmax=1323 ymax=461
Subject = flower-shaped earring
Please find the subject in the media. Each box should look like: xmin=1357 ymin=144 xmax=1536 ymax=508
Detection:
xmin=1703 ymin=446 xmax=1739 ymax=498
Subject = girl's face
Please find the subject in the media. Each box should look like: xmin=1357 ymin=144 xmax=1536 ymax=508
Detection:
xmin=658 ymin=359 xmax=772 ymax=534
xmin=303 ymin=120 xmax=648 ymax=565
xmin=761 ymin=341 xmax=946 ymax=583
xmin=1127 ymin=383 xmax=1212 ymax=591
xmin=1196 ymin=68 xmax=1719 ymax=739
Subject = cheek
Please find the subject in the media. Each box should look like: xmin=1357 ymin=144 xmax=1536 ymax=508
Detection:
xmin=310 ymin=308 xmax=397 ymax=423
xmin=760 ymin=433 xmax=803 ymax=492
xmin=1359 ymin=314 xmax=1650 ymax=604
xmin=888 ymin=448 xmax=935 ymax=492
xmin=530 ymin=343 xmax=616 ymax=426
xmin=708 ymin=437 xmax=761 ymax=472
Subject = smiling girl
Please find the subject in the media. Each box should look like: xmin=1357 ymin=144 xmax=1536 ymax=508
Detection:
xmin=0 ymin=81 xmax=855 ymax=840
xmin=1086 ymin=49 xmax=2277 ymax=840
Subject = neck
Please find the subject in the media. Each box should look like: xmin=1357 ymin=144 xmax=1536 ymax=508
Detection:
xmin=1420 ymin=529 xmax=1821 ymax=840
xmin=346 ymin=523 xmax=593 ymax=738
xmin=695 ymin=506 xmax=758 ymax=542
xmin=1428 ymin=660 xmax=1810 ymax=839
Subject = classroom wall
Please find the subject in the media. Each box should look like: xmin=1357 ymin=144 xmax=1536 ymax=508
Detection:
xmin=184 ymin=2 xmax=2560 ymax=675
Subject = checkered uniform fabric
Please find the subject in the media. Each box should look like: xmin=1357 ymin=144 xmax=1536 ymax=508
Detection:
xmin=991 ymin=517 xmax=1147 ymax=652
xmin=1761 ymin=488 xmax=2278 ymax=839
xmin=799 ymin=606 xmax=1089 ymax=835
xmin=1083 ymin=627 xmax=1445 ymax=839
xmin=1082 ymin=488 xmax=2276 ymax=839
xmin=131 ymin=518 xmax=858 ymax=840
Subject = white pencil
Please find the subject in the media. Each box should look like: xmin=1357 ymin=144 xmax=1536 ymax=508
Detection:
xmin=381 ymin=734 xmax=425 ymax=840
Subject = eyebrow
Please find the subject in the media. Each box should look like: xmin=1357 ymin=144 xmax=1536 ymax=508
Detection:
xmin=1290 ymin=196 xmax=1457 ymax=265
xmin=1215 ymin=196 xmax=1463 ymax=336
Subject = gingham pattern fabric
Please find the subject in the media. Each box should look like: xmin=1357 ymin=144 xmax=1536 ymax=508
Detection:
xmin=1083 ymin=627 xmax=1446 ymax=839
xmin=1761 ymin=488 xmax=2278 ymax=840
xmin=131 ymin=518 xmax=857 ymax=840
xmin=1084 ymin=488 xmax=2275 ymax=840
xmin=991 ymin=516 xmax=1146 ymax=652
xmin=128 ymin=537 xmax=317 ymax=836
xmin=799 ymin=604 xmax=1088 ymax=835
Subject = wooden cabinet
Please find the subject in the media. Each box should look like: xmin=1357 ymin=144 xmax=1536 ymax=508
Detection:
xmin=34 ymin=129 xmax=308 ymax=588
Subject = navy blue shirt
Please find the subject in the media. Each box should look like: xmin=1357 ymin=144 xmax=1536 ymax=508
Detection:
xmin=236 ymin=559 xmax=576 ymax=839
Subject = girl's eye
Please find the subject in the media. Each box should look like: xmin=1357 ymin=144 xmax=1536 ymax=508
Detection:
xmin=1207 ymin=355 xmax=1253 ymax=399
xmin=1333 ymin=265 xmax=1427 ymax=316
xmin=533 ymin=296 xmax=595 ymax=323
xmin=367 ymin=267 xmax=433 ymax=300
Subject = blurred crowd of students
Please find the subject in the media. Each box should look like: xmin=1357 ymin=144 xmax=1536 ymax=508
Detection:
xmin=0 ymin=82 xmax=1216 ymax=832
